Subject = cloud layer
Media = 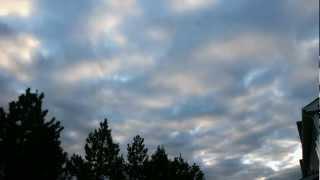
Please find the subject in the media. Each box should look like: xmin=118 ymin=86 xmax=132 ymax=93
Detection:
xmin=0 ymin=0 xmax=318 ymax=179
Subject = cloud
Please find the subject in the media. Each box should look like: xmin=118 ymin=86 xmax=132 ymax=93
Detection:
xmin=0 ymin=0 xmax=317 ymax=179
xmin=169 ymin=0 xmax=218 ymax=13
xmin=0 ymin=0 xmax=33 ymax=17
xmin=86 ymin=0 xmax=141 ymax=46
xmin=241 ymin=139 xmax=301 ymax=171
xmin=266 ymin=166 xmax=301 ymax=180
xmin=195 ymin=33 xmax=283 ymax=61
xmin=0 ymin=29 xmax=40 ymax=81
xmin=55 ymin=54 xmax=154 ymax=84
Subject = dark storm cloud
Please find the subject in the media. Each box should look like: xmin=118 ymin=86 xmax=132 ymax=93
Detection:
xmin=0 ymin=0 xmax=318 ymax=179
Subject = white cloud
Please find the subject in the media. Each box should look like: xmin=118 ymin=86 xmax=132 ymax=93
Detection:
xmin=60 ymin=59 xmax=121 ymax=83
xmin=151 ymin=72 xmax=214 ymax=95
xmin=241 ymin=139 xmax=301 ymax=172
xmin=139 ymin=96 xmax=174 ymax=109
xmin=195 ymin=33 xmax=283 ymax=61
xmin=0 ymin=0 xmax=32 ymax=17
xmin=243 ymin=68 xmax=268 ymax=87
xmin=169 ymin=0 xmax=218 ymax=13
xmin=87 ymin=0 xmax=141 ymax=46
xmin=58 ymin=54 xmax=154 ymax=83
xmin=66 ymin=130 xmax=80 ymax=140
xmin=0 ymin=34 xmax=40 ymax=81
xmin=194 ymin=149 xmax=218 ymax=166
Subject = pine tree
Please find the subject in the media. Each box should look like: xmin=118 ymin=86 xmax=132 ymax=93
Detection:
xmin=169 ymin=155 xmax=191 ymax=180
xmin=66 ymin=154 xmax=93 ymax=180
xmin=84 ymin=119 xmax=125 ymax=180
xmin=146 ymin=146 xmax=170 ymax=180
xmin=169 ymin=155 xmax=205 ymax=180
xmin=190 ymin=163 xmax=205 ymax=180
xmin=0 ymin=88 xmax=66 ymax=180
xmin=127 ymin=135 xmax=148 ymax=180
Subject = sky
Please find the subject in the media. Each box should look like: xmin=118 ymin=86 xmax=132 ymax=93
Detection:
xmin=0 ymin=0 xmax=318 ymax=179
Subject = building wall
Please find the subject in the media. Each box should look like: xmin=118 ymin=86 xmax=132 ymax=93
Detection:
xmin=298 ymin=98 xmax=319 ymax=180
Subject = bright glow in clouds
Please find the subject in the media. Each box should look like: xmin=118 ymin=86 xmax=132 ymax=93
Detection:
xmin=66 ymin=130 xmax=79 ymax=140
xmin=241 ymin=139 xmax=301 ymax=171
xmin=88 ymin=0 xmax=140 ymax=45
xmin=0 ymin=0 xmax=32 ymax=17
xmin=195 ymin=150 xmax=217 ymax=166
xmin=170 ymin=0 xmax=218 ymax=13
xmin=0 ymin=34 xmax=40 ymax=81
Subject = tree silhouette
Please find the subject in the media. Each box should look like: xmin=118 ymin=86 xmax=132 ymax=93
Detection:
xmin=126 ymin=135 xmax=148 ymax=180
xmin=65 ymin=154 xmax=93 ymax=180
xmin=169 ymin=155 xmax=191 ymax=180
xmin=0 ymin=88 xmax=206 ymax=180
xmin=144 ymin=146 xmax=205 ymax=180
xmin=169 ymin=155 xmax=205 ymax=180
xmin=84 ymin=119 xmax=125 ymax=180
xmin=146 ymin=146 xmax=170 ymax=180
xmin=0 ymin=88 xmax=66 ymax=180
xmin=189 ymin=163 xmax=205 ymax=180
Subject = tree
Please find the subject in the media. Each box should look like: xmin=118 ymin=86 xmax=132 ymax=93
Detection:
xmin=189 ymin=163 xmax=205 ymax=180
xmin=84 ymin=119 xmax=125 ymax=180
xmin=127 ymin=135 xmax=148 ymax=180
xmin=169 ymin=155 xmax=205 ymax=180
xmin=146 ymin=146 xmax=170 ymax=180
xmin=144 ymin=146 xmax=205 ymax=180
xmin=169 ymin=155 xmax=191 ymax=180
xmin=0 ymin=88 xmax=66 ymax=180
xmin=66 ymin=154 xmax=93 ymax=180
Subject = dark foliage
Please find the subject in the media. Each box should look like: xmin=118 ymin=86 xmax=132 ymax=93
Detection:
xmin=84 ymin=119 xmax=126 ymax=180
xmin=146 ymin=146 xmax=170 ymax=180
xmin=127 ymin=135 xmax=148 ymax=180
xmin=65 ymin=154 xmax=93 ymax=180
xmin=169 ymin=155 xmax=205 ymax=180
xmin=0 ymin=88 xmax=66 ymax=180
xmin=0 ymin=89 xmax=205 ymax=180
xmin=170 ymin=155 xmax=192 ymax=179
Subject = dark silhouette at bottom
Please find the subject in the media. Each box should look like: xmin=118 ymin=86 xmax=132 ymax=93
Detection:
xmin=0 ymin=88 xmax=205 ymax=180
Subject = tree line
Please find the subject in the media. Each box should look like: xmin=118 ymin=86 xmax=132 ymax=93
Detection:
xmin=0 ymin=89 xmax=205 ymax=180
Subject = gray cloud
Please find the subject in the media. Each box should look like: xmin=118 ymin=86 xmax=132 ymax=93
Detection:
xmin=0 ymin=0 xmax=318 ymax=179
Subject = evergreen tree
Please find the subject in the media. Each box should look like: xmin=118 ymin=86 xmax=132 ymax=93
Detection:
xmin=0 ymin=88 xmax=66 ymax=180
xmin=144 ymin=146 xmax=205 ymax=180
xmin=66 ymin=154 xmax=93 ymax=180
xmin=146 ymin=146 xmax=170 ymax=180
xmin=169 ymin=155 xmax=191 ymax=180
xmin=127 ymin=135 xmax=148 ymax=180
xmin=84 ymin=119 xmax=125 ymax=180
xmin=169 ymin=155 xmax=205 ymax=180
xmin=189 ymin=163 xmax=205 ymax=180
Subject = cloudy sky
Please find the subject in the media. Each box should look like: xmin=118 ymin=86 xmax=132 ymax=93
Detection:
xmin=0 ymin=0 xmax=318 ymax=179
